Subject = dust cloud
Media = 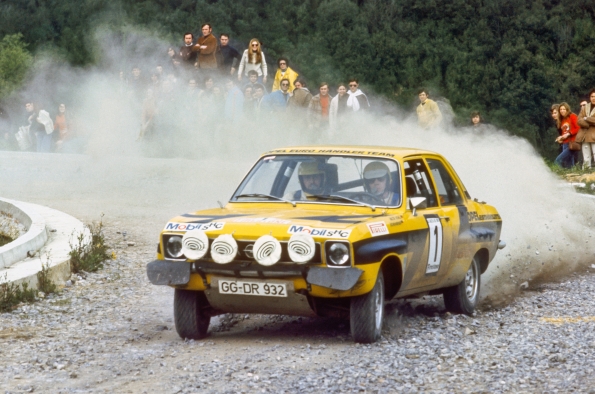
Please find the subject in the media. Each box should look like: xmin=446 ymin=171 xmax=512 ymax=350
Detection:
xmin=1 ymin=29 xmax=594 ymax=303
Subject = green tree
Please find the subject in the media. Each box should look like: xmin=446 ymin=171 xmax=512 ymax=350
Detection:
xmin=0 ymin=34 xmax=33 ymax=100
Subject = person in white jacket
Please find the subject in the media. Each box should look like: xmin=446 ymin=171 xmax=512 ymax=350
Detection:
xmin=25 ymin=102 xmax=54 ymax=152
xmin=329 ymin=84 xmax=348 ymax=130
xmin=237 ymin=39 xmax=267 ymax=84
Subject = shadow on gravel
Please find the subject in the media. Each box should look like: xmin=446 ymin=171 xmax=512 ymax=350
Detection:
xmin=200 ymin=296 xmax=453 ymax=343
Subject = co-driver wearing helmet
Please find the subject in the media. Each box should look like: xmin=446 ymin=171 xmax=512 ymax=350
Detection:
xmin=284 ymin=162 xmax=326 ymax=200
xmin=363 ymin=161 xmax=399 ymax=205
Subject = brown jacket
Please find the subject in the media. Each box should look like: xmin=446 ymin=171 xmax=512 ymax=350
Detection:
xmin=577 ymin=103 xmax=595 ymax=143
xmin=197 ymin=34 xmax=218 ymax=69
xmin=288 ymin=88 xmax=312 ymax=109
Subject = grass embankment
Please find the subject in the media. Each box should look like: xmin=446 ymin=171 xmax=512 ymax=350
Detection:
xmin=546 ymin=162 xmax=595 ymax=195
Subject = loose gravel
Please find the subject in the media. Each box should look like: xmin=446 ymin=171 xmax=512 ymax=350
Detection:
xmin=2 ymin=226 xmax=595 ymax=393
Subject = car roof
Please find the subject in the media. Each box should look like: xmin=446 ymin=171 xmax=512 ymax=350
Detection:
xmin=262 ymin=145 xmax=440 ymax=159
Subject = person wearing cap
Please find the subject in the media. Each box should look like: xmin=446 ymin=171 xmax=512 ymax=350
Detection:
xmin=363 ymin=161 xmax=399 ymax=205
xmin=284 ymin=162 xmax=326 ymax=200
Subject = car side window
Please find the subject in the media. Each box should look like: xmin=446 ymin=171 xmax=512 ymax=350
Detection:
xmin=426 ymin=159 xmax=464 ymax=206
xmin=403 ymin=159 xmax=438 ymax=208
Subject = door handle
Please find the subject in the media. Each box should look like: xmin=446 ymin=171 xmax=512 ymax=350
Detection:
xmin=439 ymin=216 xmax=450 ymax=222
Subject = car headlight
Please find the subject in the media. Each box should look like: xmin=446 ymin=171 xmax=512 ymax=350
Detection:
xmin=210 ymin=234 xmax=238 ymax=264
xmin=326 ymin=242 xmax=351 ymax=266
xmin=288 ymin=233 xmax=315 ymax=264
xmin=253 ymin=235 xmax=282 ymax=266
xmin=182 ymin=230 xmax=209 ymax=260
xmin=166 ymin=235 xmax=183 ymax=258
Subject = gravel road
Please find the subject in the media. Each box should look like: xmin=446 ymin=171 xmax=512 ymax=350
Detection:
xmin=2 ymin=152 xmax=595 ymax=393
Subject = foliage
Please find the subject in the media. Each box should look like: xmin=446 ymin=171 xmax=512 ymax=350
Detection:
xmin=0 ymin=234 xmax=12 ymax=247
xmin=0 ymin=34 xmax=32 ymax=99
xmin=1 ymin=0 xmax=595 ymax=159
xmin=37 ymin=255 xmax=57 ymax=295
xmin=69 ymin=216 xmax=111 ymax=274
xmin=0 ymin=275 xmax=37 ymax=313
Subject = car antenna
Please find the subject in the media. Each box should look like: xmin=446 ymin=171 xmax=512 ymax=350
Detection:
xmin=217 ymin=200 xmax=224 ymax=209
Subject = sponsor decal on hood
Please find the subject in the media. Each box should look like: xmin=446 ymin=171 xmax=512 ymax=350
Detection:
xmin=164 ymin=222 xmax=225 ymax=231
xmin=367 ymin=222 xmax=389 ymax=237
xmin=288 ymin=225 xmax=351 ymax=238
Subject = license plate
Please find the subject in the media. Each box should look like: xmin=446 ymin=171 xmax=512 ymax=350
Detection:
xmin=218 ymin=279 xmax=287 ymax=297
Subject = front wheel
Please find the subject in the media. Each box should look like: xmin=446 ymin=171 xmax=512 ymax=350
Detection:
xmin=443 ymin=255 xmax=481 ymax=315
xmin=174 ymin=289 xmax=211 ymax=339
xmin=350 ymin=271 xmax=385 ymax=343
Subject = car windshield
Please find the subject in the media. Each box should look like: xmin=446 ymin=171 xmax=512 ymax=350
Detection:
xmin=231 ymin=155 xmax=402 ymax=208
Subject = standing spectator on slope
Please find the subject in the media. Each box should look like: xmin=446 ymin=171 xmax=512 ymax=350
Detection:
xmin=346 ymin=79 xmax=370 ymax=113
xmin=416 ymin=88 xmax=442 ymax=129
xmin=554 ymin=102 xmax=580 ymax=168
xmin=330 ymin=84 xmax=348 ymax=130
xmin=54 ymin=103 xmax=72 ymax=150
xmin=308 ymin=82 xmax=332 ymax=130
xmin=219 ymin=34 xmax=241 ymax=75
xmin=551 ymin=104 xmax=562 ymax=155
xmin=244 ymin=70 xmax=267 ymax=93
xmin=272 ymin=58 xmax=298 ymax=93
xmin=224 ymin=79 xmax=244 ymax=123
xmin=196 ymin=24 xmax=218 ymax=70
xmin=238 ymin=39 xmax=267 ymax=84
xmin=25 ymin=102 xmax=53 ymax=152
xmin=471 ymin=112 xmax=482 ymax=127
xmin=288 ymin=78 xmax=312 ymax=110
xmin=578 ymin=89 xmax=595 ymax=169
xmin=179 ymin=33 xmax=198 ymax=68
xmin=262 ymin=78 xmax=290 ymax=112
xmin=243 ymin=86 xmax=254 ymax=113
xmin=253 ymin=85 xmax=266 ymax=113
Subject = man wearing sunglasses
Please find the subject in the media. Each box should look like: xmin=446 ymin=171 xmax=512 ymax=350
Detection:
xmin=272 ymin=58 xmax=299 ymax=92
xmin=363 ymin=161 xmax=399 ymax=205
xmin=261 ymin=78 xmax=291 ymax=112
xmin=417 ymin=88 xmax=443 ymax=130
xmin=346 ymin=79 xmax=370 ymax=112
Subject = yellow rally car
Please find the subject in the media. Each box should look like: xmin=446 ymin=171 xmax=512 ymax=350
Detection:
xmin=147 ymin=146 xmax=505 ymax=343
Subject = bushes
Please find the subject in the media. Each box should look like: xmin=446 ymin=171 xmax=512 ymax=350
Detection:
xmin=69 ymin=216 xmax=111 ymax=274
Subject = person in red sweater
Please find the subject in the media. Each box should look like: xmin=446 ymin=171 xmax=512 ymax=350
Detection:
xmin=554 ymin=102 xmax=580 ymax=168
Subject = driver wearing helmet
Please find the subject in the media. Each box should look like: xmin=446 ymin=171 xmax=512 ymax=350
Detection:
xmin=285 ymin=161 xmax=326 ymax=200
xmin=363 ymin=161 xmax=399 ymax=205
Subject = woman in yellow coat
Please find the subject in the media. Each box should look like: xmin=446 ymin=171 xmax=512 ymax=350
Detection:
xmin=272 ymin=57 xmax=299 ymax=92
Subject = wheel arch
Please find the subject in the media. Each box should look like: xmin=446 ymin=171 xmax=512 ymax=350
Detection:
xmin=380 ymin=255 xmax=403 ymax=300
xmin=475 ymin=248 xmax=490 ymax=274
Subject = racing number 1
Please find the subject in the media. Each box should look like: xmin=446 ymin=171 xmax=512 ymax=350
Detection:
xmin=425 ymin=216 xmax=443 ymax=274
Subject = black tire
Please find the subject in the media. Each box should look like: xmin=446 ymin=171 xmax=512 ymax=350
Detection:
xmin=443 ymin=255 xmax=481 ymax=315
xmin=174 ymin=289 xmax=211 ymax=340
xmin=350 ymin=271 xmax=385 ymax=343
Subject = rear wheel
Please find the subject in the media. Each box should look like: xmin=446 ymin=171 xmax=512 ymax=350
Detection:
xmin=174 ymin=289 xmax=211 ymax=339
xmin=443 ymin=255 xmax=481 ymax=315
xmin=350 ymin=271 xmax=385 ymax=343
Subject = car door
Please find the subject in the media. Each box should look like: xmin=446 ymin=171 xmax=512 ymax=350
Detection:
xmin=400 ymin=158 xmax=457 ymax=290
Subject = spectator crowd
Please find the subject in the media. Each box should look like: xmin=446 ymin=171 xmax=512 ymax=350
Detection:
xmin=549 ymin=90 xmax=595 ymax=169
xmin=2 ymin=22 xmax=593 ymax=163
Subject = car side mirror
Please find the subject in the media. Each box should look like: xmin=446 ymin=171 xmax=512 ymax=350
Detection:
xmin=409 ymin=197 xmax=427 ymax=216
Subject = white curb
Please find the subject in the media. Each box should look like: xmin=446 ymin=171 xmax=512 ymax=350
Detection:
xmin=0 ymin=198 xmax=90 ymax=290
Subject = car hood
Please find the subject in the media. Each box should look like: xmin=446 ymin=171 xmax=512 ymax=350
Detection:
xmin=163 ymin=207 xmax=388 ymax=240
